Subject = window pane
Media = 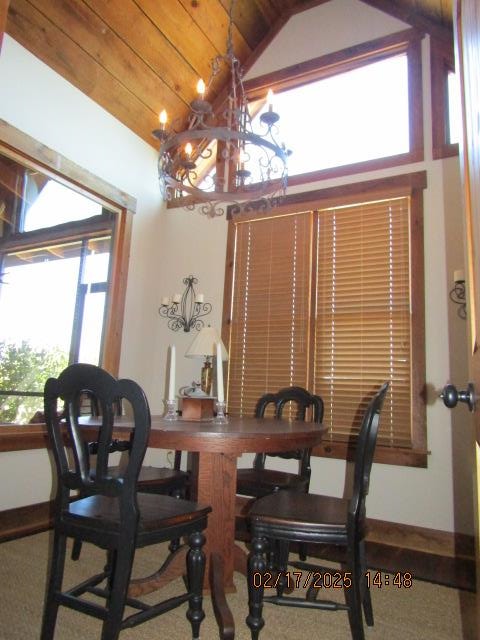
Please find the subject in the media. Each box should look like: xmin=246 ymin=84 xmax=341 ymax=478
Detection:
xmin=249 ymin=54 xmax=409 ymax=178
xmin=0 ymin=236 xmax=111 ymax=423
xmin=78 ymin=239 xmax=111 ymax=365
xmin=82 ymin=240 xmax=110 ymax=284
xmin=0 ymin=246 xmax=79 ymax=422
xmin=0 ymin=246 xmax=80 ymax=358
xmin=22 ymin=176 xmax=102 ymax=231
xmin=78 ymin=290 xmax=106 ymax=365
xmin=447 ymin=71 xmax=462 ymax=145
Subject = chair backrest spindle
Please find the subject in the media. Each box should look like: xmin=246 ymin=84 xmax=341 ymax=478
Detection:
xmin=44 ymin=364 xmax=151 ymax=513
xmin=253 ymin=386 xmax=324 ymax=474
xmin=348 ymin=382 xmax=389 ymax=526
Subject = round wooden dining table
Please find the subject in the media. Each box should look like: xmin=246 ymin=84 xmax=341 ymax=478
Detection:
xmin=94 ymin=414 xmax=325 ymax=639
xmin=149 ymin=416 xmax=324 ymax=637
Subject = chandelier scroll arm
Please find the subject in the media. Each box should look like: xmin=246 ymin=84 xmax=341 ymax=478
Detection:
xmin=153 ymin=0 xmax=290 ymax=217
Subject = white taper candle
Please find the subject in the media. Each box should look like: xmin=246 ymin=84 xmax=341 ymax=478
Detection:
xmin=216 ymin=342 xmax=224 ymax=403
xmin=168 ymin=345 xmax=176 ymax=401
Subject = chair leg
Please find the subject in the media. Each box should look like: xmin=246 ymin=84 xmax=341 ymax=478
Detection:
xmin=275 ymin=539 xmax=290 ymax=597
xmin=359 ymin=540 xmax=373 ymax=626
xmin=186 ymin=531 xmax=206 ymax=640
xmin=100 ymin=544 xmax=136 ymax=640
xmin=345 ymin=542 xmax=365 ymax=640
xmin=41 ymin=530 xmax=67 ymax=640
xmin=71 ymin=538 xmax=82 ymax=560
xmin=168 ymin=487 xmax=186 ymax=554
xmin=298 ymin=541 xmax=308 ymax=561
xmin=246 ymin=536 xmax=267 ymax=640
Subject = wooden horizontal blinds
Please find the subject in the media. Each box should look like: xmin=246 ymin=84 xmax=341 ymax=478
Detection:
xmin=314 ymin=197 xmax=412 ymax=447
xmin=227 ymin=212 xmax=312 ymax=418
xmin=224 ymin=182 xmax=424 ymax=462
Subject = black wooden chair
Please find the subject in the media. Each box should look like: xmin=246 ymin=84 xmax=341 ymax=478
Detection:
xmin=71 ymin=395 xmax=190 ymax=561
xmin=86 ymin=390 xmax=190 ymax=497
xmin=236 ymin=386 xmax=324 ymax=498
xmin=245 ymin=382 xmax=389 ymax=640
xmin=41 ymin=363 xmax=211 ymax=640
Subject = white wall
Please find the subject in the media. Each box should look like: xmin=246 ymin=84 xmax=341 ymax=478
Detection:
xmin=0 ymin=0 xmax=473 ymax=536
xmin=0 ymin=34 xmax=228 ymax=508
xmin=245 ymin=0 xmax=407 ymax=77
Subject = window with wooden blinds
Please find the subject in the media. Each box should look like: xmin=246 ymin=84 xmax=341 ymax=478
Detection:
xmin=223 ymin=172 xmax=426 ymax=466
xmin=314 ymin=197 xmax=412 ymax=448
xmin=226 ymin=212 xmax=312 ymax=418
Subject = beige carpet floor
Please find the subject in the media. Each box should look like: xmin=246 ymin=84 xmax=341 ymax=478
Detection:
xmin=0 ymin=531 xmax=475 ymax=640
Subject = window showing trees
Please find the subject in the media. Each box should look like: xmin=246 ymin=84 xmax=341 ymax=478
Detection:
xmin=0 ymin=132 xmax=133 ymax=428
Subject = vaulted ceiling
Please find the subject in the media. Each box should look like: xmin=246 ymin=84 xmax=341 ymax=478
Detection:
xmin=5 ymin=0 xmax=453 ymax=149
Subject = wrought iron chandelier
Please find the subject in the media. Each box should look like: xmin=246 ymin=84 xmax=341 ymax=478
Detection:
xmin=152 ymin=0 xmax=289 ymax=218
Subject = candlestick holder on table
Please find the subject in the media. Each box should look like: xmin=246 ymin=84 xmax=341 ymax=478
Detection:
xmin=164 ymin=399 xmax=178 ymax=421
xmin=214 ymin=400 xmax=228 ymax=424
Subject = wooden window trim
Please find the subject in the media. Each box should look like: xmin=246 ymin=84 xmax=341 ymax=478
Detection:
xmin=243 ymin=28 xmax=424 ymax=185
xmin=430 ymin=37 xmax=459 ymax=160
xmin=0 ymin=425 xmax=49 ymax=452
xmin=223 ymin=172 xmax=427 ymax=468
xmin=0 ymin=120 xmax=135 ymax=448
xmin=245 ymin=28 xmax=421 ymax=97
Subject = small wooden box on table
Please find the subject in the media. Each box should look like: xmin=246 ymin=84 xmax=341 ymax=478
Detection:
xmin=180 ymin=396 xmax=215 ymax=421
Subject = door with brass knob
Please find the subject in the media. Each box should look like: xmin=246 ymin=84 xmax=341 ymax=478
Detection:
xmin=452 ymin=0 xmax=480 ymax=630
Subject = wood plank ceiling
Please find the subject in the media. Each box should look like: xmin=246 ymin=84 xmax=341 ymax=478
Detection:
xmin=5 ymin=0 xmax=453 ymax=149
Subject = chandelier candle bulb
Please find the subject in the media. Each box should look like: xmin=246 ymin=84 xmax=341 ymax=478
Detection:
xmin=159 ymin=109 xmax=167 ymax=129
xmin=454 ymin=269 xmax=465 ymax=283
xmin=173 ymin=293 xmax=181 ymax=304
xmin=267 ymin=89 xmax=274 ymax=112
xmin=196 ymin=293 xmax=204 ymax=303
xmin=216 ymin=342 xmax=224 ymax=403
xmin=197 ymin=78 xmax=206 ymax=99
xmin=240 ymin=147 xmax=247 ymax=170
xmin=168 ymin=345 xmax=176 ymax=402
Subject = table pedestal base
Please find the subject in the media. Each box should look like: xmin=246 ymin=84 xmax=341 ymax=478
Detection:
xmin=129 ymin=451 xmax=243 ymax=639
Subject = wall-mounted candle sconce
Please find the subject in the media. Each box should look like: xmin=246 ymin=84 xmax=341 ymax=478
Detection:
xmin=159 ymin=275 xmax=212 ymax=332
xmin=449 ymin=269 xmax=466 ymax=319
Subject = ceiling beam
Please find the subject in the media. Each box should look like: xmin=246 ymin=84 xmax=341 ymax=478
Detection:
xmin=360 ymin=0 xmax=453 ymax=44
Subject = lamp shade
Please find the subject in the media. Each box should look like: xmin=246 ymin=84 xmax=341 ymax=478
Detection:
xmin=185 ymin=326 xmax=228 ymax=360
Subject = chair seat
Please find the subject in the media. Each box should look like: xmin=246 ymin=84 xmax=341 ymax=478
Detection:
xmin=64 ymin=492 xmax=210 ymax=543
xmin=236 ymin=468 xmax=309 ymax=497
xmin=249 ymin=490 xmax=349 ymax=541
xmin=137 ymin=465 xmax=189 ymax=492
xmin=104 ymin=465 xmax=189 ymax=493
